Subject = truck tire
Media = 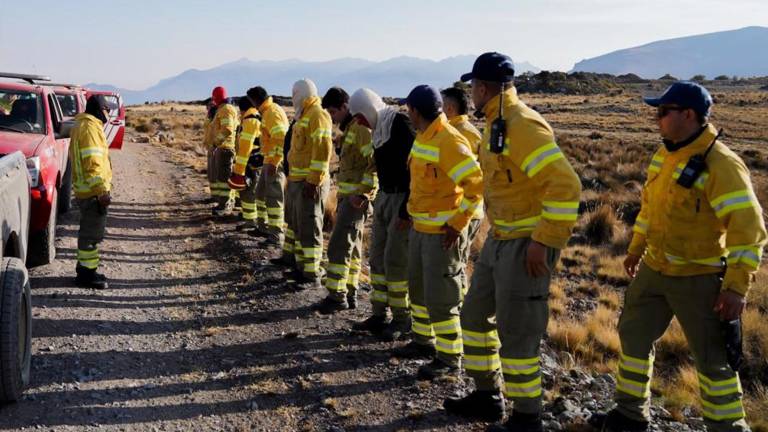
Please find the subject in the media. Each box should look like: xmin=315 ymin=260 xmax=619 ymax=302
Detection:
xmin=58 ymin=159 xmax=72 ymax=214
xmin=27 ymin=188 xmax=57 ymax=268
xmin=0 ymin=257 xmax=32 ymax=403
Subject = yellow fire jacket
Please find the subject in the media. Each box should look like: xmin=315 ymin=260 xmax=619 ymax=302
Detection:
xmin=479 ymin=87 xmax=581 ymax=249
xmin=287 ymin=96 xmax=333 ymax=185
xmin=69 ymin=113 xmax=112 ymax=199
xmin=233 ymin=107 xmax=262 ymax=176
xmin=202 ymin=117 xmax=215 ymax=150
xmin=258 ymin=97 xmax=289 ymax=167
xmin=408 ymin=114 xmax=483 ymax=234
xmin=629 ymin=124 xmax=767 ymax=296
xmin=337 ymin=116 xmax=377 ymax=199
xmin=448 ymin=114 xmax=482 ymax=155
xmin=210 ymin=103 xmax=239 ymax=149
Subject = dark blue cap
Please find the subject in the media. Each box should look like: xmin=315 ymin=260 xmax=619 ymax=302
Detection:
xmin=460 ymin=52 xmax=515 ymax=83
xmin=402 ymin=85 xmax=442 ymax=118
xmin=643 ymin=81 xmax=713 ymax=117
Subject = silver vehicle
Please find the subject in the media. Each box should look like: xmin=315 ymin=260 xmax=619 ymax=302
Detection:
xmin=0 ymin=151 xmax=32 ymax=402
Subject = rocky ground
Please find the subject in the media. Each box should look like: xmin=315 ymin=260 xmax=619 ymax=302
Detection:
xmin=0 ymin=131 xmax=709 ymax=431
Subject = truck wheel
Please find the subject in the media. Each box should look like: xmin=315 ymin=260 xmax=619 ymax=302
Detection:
xmin=27 ymin=188 xmax=57 ymax=268
xmin=0 ymin=257 xmax=32 ymax=403
xmin=58 ymin=159 xmax=72 ymax=214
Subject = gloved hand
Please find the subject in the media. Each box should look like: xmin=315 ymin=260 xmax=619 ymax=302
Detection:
xmin=228 ymin=173 xmax=247 ymax=191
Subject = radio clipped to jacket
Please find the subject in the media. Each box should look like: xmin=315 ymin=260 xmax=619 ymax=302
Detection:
xmin=677 ymin=129 xmax=722 ymax=189
xmin=489 ymin=83 xmax=507 ymax=154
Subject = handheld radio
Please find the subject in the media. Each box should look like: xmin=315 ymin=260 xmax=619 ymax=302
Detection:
xmin=676 ymin=128 xmax=722 ymax=189
xmin=489 ymin=83 xmax=506 ymax=154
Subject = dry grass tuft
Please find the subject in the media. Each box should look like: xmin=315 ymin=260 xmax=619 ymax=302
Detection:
xmin=582 ymin=205 xmax=618 ymax=246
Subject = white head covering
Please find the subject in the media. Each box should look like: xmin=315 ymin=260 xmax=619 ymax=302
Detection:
xmin=372 ymin=105 xmax=399 ymax=149
xmin=292 ymin=79 xmax=318 ymax=118
xmin=349 ymin=88 xmax=385 ymax=129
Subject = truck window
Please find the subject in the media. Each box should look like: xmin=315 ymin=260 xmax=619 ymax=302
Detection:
xmin=0 ymin=91 xmax=45 ymax=134
xmin=56 ymin=94 xmax=78 ymax=117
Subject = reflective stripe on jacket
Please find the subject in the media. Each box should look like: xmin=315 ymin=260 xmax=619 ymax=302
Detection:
xmin=258 ymin=97 xmax=289 ymax=166
xmin=287 ymin=96 xmax=333 ymax=185
xmin=233 ymin=108 xmax=261 ymax=176
xmin=337 ymin=116 xmax=377 ymax=198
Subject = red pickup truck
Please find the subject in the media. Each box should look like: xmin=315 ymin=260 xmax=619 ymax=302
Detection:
xmin=0 ymin=73 xmax=72 ymax=267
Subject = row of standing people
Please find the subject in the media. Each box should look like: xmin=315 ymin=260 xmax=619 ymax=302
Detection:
xmin=197 ymin=52 xmax=766 ymax=432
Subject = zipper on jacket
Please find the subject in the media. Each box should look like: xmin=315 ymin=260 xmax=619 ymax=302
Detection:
xmin=506 ymin=169 xmax=513 ymax=182
xmin=696 ymin=198 xmax=700 ymax=213
xmin=433 ymin=167 xmax=438 ymax=178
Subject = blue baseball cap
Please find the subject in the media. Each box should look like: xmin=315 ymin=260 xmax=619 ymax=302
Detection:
xmin=402 ymin=85 xmax=442 ymax=118
xmin=643 ymin=81 xmax=713 ymax=117
xmin=461 ymin=52 xmax=515 ymax=83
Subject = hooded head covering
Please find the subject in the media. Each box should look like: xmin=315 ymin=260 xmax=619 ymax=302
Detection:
xmin=349 ymin=88 xmax=385 ymax=129
xmin=212 ymin=86 xmax=227 ymax=105
xmin=292 ymin=79 xmax=318 ymax=118
xmin=85 ymin=95 xmax=111 ymax=124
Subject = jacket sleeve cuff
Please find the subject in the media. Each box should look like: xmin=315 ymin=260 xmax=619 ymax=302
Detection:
xmin=531 ymin=220 xmax=571 ymax=250
xmin=627 ymin=234 xmax=647 ymax=256
xmin=447 ymin=213 xmax=471 ymax=233
xmin=722 ymin=267 xmax=752 ymax=297
xmin=307 ymin=173 xmax=323 ymax=186
xmin=265 ymin=155 xmax=282 ymax=166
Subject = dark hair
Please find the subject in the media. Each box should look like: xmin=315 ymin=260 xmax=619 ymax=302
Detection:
xmin=237 ymin=96 xmax=253 ymax=112
xmin=321 ymin=87 xmax=349 ymax=109
xmin=441 ymin=87 xmax=469 ymax=115
xmin=246 ymin=86 xmax=269 ymax=105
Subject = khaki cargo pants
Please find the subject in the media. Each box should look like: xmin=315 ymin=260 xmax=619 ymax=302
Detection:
xmin=255 ymin=165 xmax=286 ymax=239
xmin=76 ymin=197 xmax=108 ymax=270
xmin=613 ymin=262 xmax=748 ymax=432
xmin=460 ymin=237 xmax=559 ymax=414
xmin=368 ymin=191 xmax=410 ymax=321
xmin=210 ymin=147 xmax=235 ymax=208
xmin=324 ymin=196 xmax=370 ymax=301
xmin=285 ymin=179 xmax=329 ymax=281
xmin=408 ymin=228 xmax=468 ymax=367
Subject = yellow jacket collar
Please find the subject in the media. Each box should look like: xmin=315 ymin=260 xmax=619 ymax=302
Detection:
xmin=666 ymin=123 xmax=719 ymax=158
xmin=483 ymin=87 xmax=520 ymax=120
xmin=417 ymin=113 xmax=448 ymax=142
xmin=448 ymin=114 xmax=469 ymax=126
xmin=258 ymin=97 xmax=273 ymax=114
xmin=241 ymin=107 xmax=259 ymax=119
xmin=301 ymin=96 xmax=321 ymax=116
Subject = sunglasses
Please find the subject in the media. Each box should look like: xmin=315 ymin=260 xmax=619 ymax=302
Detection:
xmin=656 ymin=105 xmax=688 ymax=119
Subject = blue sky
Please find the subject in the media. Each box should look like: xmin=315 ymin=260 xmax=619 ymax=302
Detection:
xmin=1 ymin=0 xmax=766 ymax=89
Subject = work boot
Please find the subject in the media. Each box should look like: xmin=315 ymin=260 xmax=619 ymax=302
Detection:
xmin=248 ymin=226 xmax=270 ymax=238
xmin=314 ymin=296 xmax=348 ymax=314
xmin=588 ymin=409 xmax=649 ymax=432
xmin=444 ymin=390 xmax=505 ymax=422
xmin=270 ymin=255 xmax=294 ymax=267
xmin=487 ymin=411 xmax=543 ymax=432
xmin=74 ymin=265 xmax=109 ymax=290
xmin=391 ymin=340 xmax=435 ymax=359
xmin=346 ymin=293 xmax=357 ymax=309
xmin=260 ymin=234 xmax=283 ymax=247
xmin=352 ymin=315 xmax=390 ymax=334
xmin=212 ymin=200 xmax=234 ymax=216
xmin=417 ymin=358 xmax=459 ymax=381
xmin=380 ymin=317 xmax=412 ymax=341
xmin=294 ymin=278 xmax=322 ymax=291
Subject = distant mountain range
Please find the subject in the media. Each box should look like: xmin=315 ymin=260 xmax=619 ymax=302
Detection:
xmin=88 ymin=56 xmax=541 ymax=104
xmin=571 ymin=26 xmax=768 ymax=79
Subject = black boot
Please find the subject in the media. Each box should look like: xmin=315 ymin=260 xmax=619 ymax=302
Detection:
xmin=380 ymin=317 xmax=412 ymax=341
xmin=488 ymin=411 xmax=543 ymax=432
xmin=269 ymin=255 xmax=294 ymax=267
xmin=589 ymin=409 xmax=649 ymax=432
xmin=444 ymin=390 xmax=505 ymax=422
xmin=391 ymin=340 xmax=435 ymax=359
xmin=417 ymin=358 xmax=459 ymax=381
xmin=313 ymin=296 xmax=349 ymax=314
xmin=346 ymin=293 xmax=357 ymax=309
xmin=352 ymin=315 xmax=390 ymax=334
xmin=75 ymin=265 xmax=109 ymax=290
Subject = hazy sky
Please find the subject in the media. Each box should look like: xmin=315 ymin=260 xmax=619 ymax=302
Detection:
xmin=1 ymin=0 xmax=766 ymax=89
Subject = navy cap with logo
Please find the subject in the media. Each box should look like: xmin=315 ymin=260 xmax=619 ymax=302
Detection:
xmin=460 ymin=52 xmax=515 ymax=83
xmin=643 ymin=81 xmax=713 ymax=117
xmin=402 ymin=84 xmax=443 ymax=118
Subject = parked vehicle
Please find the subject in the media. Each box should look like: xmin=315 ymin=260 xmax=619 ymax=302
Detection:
xmin=85 ymin=89 xmax=125 ymax=150
xmin=0 ymin=151 xmax=32 ymax=403
xmin=0 ymin=72 xmax=73 ymax=267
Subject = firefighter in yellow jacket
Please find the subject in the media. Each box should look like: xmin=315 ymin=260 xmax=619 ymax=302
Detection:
xmin=314 ymin=88 xmax=378 ymax=314
xmin=393 ymin=85 xmax=483 ymax=380
xmin=284 ymin=79 xmax=333 ymax=289
xmin=209 ymin=86 xmax=239 ymax=216
xmin=247 ymin=86 xmax=289 ymax=245
xmin=228 ymin=97 xmax=262 ymax=224
xmin=590 ymin=82 xmax=766 ymax=432
xmin=444 ymin=53 xmax=582 ymax=432
xmin=70 ymin=95 xmax=116 ymax=289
